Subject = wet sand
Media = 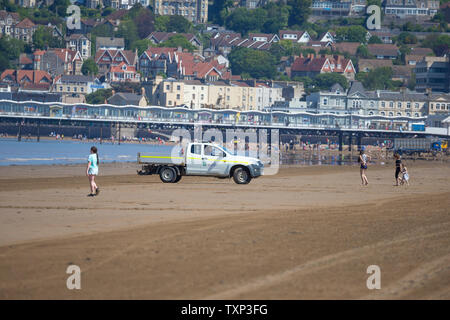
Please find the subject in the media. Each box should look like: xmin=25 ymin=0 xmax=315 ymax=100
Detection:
xmin=0 ymin=161 xmax=449 ymax=299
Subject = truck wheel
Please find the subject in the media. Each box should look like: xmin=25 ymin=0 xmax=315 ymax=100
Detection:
xmin=160 ymin=167 xmax=177 ymax=183
xmin=174 ymin=174 xmax=182 ymax=183
xmin=233 ymin=167 xmax=252 ymax=184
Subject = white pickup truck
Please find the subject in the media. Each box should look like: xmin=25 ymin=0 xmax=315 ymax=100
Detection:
xmin=137 ymin=142 xmax=264 ymax=184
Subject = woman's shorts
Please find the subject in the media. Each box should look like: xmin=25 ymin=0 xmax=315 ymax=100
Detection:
xmin=361 ymin=164 xmax=368 ymax=170
xmin=88 ymin=168 xmax=98 ymax=176
xmin=395 ymin=168 xmax=401 ymax=179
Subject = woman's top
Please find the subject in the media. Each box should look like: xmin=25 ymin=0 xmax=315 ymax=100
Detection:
xmin=361 ymin=154 xmax=368 ymax=164
xmin=395 ymin=159 xmax=402 ymax=168
xmin=88 ymin=153 xmax=98 ymax=171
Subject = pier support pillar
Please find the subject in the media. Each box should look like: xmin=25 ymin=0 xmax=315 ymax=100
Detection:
xmin=118 ymin=122 xmax=121 ymax=145
xmin=348 ymin=134 xmax=352 ymax=152
xmin=18 ymin=120 xmax=22 ymax=142
xmin=338 ymin=133 xmax=343 ymax=152
xmin=37 ymin=119 xmax=40 ymax=142
xmin=357 ymin=135 xmax=362 ymax=151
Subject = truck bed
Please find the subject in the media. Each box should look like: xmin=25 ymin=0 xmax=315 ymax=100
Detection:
xmin=138 ymin=146 xmax=185 ymax=166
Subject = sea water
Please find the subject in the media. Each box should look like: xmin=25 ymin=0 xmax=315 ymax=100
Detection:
xmin=0 ymin=138 xmax=173 ymax=166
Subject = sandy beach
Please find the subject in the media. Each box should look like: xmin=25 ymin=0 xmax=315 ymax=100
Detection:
xmin=0 ymin=160 xmax=449 ymax=299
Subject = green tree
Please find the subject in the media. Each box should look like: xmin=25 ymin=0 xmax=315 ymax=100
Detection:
xmin=0 ymin=54 xmax=11 ymax=73
xmin=49 ymin=0 xmax=70 ymax=17
xmin=396 ymin=32 xmax=418 ymax=45
xmin=356 ymin=67 xmax=400 ymax=90
xmin=134 ymin=7 xmax=155 ymax=38
xmin=131 ymin=39 xmax=154 ymax=56
xmin=155 ymin=15 xmax=170 ymax=32
xmin=287 ymin=0 xmax=312 ymax=27
xmin=86 ymin=89 xmax=113 ymax=105
xmin=368 ymin=35 xmax=382 ymax=44
xmin=336 ymin=25 xmax=367 ymax=43
xmin=166 ymin=15 xmax=193 ymax=33
xmin=0 ymin=36 xmax=27 ymax=61
xmin=81 ymin=58 xmax=99 ymax=76
xmin=228 ymin=47 xmax=277 ymax=79
xmin=356 ymin=45 xmax=373 ymax=58
xmin=225 ymin=8 xmax=267 ymax=35
xmin=421 ymin=34 xmax=450 ymax=56
xmin=116 ymin=20 xmax=139 ymax=50
xmin=32 ymin=26 xmax=64 ymax=50
xmin=314 ymin=73 xmax=348 ymax=90
xmin=209 ymin=0 xmax=233 ymax=25
xmin=158 ymin=35 xmax=196 ymax=52
xmin=262 ymin=3 xmax=290 ymax=34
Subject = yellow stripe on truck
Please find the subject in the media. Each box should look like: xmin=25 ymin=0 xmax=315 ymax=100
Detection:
xmin=141 ymin=155 xmax=248 ymax=165
xmin=140 ymin=155 xmax=184 ymax=159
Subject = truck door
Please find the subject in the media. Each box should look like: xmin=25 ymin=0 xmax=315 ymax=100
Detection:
xmin=186 ymin=143 xmax=204 ymax=175
xmin=203 ymin=145 xmax=229 ymax=176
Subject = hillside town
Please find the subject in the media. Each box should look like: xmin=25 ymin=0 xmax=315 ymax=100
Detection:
xmin=0 ymin=0 xmax=449 ymax=128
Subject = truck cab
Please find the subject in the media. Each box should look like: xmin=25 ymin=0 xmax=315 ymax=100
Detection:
xmin=138 ymin=142 xmax=264 ymax=184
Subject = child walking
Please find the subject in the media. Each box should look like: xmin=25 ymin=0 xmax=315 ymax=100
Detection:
xmin=86 ymin=146 xmax=100 ymax=197
xmin=401 ymin=166 xmax=410 ymax=186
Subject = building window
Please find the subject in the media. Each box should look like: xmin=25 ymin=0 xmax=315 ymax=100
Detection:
xmin=406 ymin=102 xmax=411 ymax=108
xmin=397 ymin=102 xmax=402 ymax=108
xmin=390 ymin=102 xmax=394 ymax=108
xmin=177 ymin=85 xmax=181 ymax=90
xmin=176 ymin=94 xmax=180 ymax=99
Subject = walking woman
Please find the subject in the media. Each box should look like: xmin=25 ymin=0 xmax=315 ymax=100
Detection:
xmin=358 ymin=149 xmax=370 ymax=186
xmin=394 ymin=153 xmax=402 ymax=186
xmin=86 ymin=146 xmax=100 ymax=196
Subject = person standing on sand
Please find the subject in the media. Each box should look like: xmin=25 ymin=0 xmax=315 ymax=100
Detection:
xmin=86 ymin=146 xmax=100 ymax=197
xmin=358 ymin=149 xmax=370 ymax=186
xmin=394 ymin=153 xmax=403 ymax=186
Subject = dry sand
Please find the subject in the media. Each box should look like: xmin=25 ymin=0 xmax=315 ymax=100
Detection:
xmin=0 ymin=161 xmax=449 ymax=299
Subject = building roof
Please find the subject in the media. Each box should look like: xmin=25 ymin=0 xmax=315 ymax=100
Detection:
xmin=279 ymin=30 xmax=307 ymax=39
xmin=96 ymin=37 xmax=125 ymax=49
xmin=95 ymin=49 xmax=137 ymax=65
xmin=367 ymin=44 xmax=399 ymax=57
xmin=19 ymin=54 xmax=33 ymax=65
xmin=105 ymin=9 xmax=128 ymax=21
xmin=408 ymin=47 xmax=433 ymax=56
xmin=66 ymin=33 xmax=90 ymax=41
xmin=107 ymin=92 xmax=144 ymax=106
xmin=0 ymin=10 xmax=20 ymax=22
xmin=347 ymin=81 xmax=367 ymax=97
xmin=358 ymin=59 xmax=393 ymax=70
xmin=291 ymin=56 xmax=328 ymax=72
xmin=332 ymin=42 xmax=360 ymax=55
xmin=15 ymin=18 xmax=35 ymax=29
xmin=0 ymin=91 xmax=61 ymax=102
xmin=1 ymin=70 xmax=52 ymax=84
xmin=392 ymin=65 xmax=413 ymax=78
xmin=110 ymin=62 xmax=137 ymax=73
xmin=147 ymin=32 xmax=199 ymax=45
xmin=57 ymin=75 xmax=95 ymax=83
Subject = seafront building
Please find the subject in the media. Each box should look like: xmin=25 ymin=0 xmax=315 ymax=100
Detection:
xmin=147 ymin=77 xmax=288 ymax=111
xmin=306 ymin=81 xmax=450 ymax=117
